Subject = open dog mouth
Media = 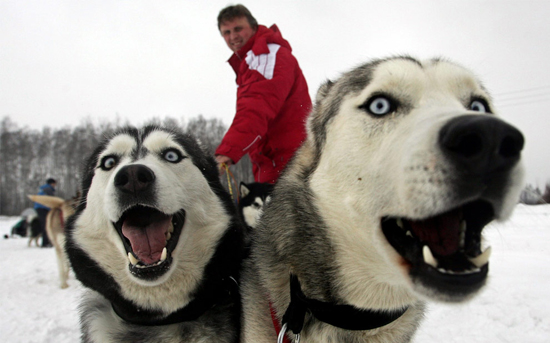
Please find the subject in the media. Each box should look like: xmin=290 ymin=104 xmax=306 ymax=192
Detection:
xmin=381 ymin=200 xmax=494 ymax=295
xmin=113 ymin=206 xmax=185 ymax=280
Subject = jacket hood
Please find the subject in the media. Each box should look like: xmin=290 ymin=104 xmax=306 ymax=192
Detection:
xmin=229 ymin=24 xmax=292 ymax=65
xmin=251 ymin=24 xmax=292 ymax=54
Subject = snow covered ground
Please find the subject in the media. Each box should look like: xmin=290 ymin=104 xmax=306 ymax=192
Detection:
xmin=1 ymin=204 xmax=549 ymax=342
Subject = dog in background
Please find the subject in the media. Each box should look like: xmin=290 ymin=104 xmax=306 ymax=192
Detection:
xmin=239 ymin=182 xmax=274 ymax=255
xmin=241 ymin=56 xmax=525 ymax=342
xmin=28 ymin=194 xmax=78 ymax=288
xmin=26 ymin=213 xmax=42 ymax=247
xmin=239 ymin=182 xmax=274 ymax=230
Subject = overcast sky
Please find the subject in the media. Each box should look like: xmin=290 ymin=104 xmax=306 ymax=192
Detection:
xmin=1 ymin=0 xmax=549 ymax=186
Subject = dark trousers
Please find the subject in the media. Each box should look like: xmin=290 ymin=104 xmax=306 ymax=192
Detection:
xmin=35 ymin=208 xmax=51 ymax=247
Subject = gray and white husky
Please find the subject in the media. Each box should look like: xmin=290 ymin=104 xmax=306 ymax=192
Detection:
xmin=65 ymin=126 xmax=244 ymax=343
xmin=241 ymin=57 xmax=525 ymax=343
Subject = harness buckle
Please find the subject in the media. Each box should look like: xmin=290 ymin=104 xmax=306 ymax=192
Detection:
xmin=278 ymin=323 xmax=301 ymax=343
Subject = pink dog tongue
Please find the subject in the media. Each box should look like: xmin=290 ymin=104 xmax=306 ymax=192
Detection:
xmin=409 ymin=208 xmax=462 ymax=256
xmin=121 ymin=212 xmax=171 ymax=265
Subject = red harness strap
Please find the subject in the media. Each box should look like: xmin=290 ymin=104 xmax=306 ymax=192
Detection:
xmin=270 ymin=302 xmax=290 ymax=343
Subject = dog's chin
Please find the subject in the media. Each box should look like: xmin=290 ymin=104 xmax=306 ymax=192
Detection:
xmin=381 ymin=199 xmax=494 ymax=302
xmin=113 ymin=205 xmax=185 ymax=282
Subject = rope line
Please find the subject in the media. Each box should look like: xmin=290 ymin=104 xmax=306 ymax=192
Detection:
xmin=221 ymin=163 xmax=239 ymax=203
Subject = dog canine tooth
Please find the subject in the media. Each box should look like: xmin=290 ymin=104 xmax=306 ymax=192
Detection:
xmin=469 ymin=246 xmax=492 ymax=268
xmin=128 ymin=252 xmax=139 ymax=266
xmin=422 ymin=245 xmax=438 ymax=268
xmin=396 ymin=218 xmax=404 ymax=229
xmin=166 ymin=231 xmax=172 ymax=241
xmin=406 ymin=230 xmax=413 ymax=238
xmin=161 ymin=247 xmax=167 ymax=262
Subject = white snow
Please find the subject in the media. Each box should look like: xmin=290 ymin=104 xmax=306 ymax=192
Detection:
xmin=1 ymin=204 xmax=549 ymax=342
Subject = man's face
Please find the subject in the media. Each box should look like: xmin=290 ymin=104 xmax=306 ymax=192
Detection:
xmin=220 ymin=16 xmax=256 ymax=53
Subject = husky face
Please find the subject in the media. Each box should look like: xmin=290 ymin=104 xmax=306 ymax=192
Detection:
xmin=306 ymin=57 xmax=525 ymax=303
xmin=70 ymin=126 xmax=233 ymax=312
xmin=239 ymin=182 xmax=274 ymax=229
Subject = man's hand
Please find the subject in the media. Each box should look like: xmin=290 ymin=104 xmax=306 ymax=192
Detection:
xmin=215 ymin=155 xmax=233 ymax=174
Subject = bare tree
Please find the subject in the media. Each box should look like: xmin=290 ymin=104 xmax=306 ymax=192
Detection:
xmin=183 ymin=115 xmax=254 ymax=192
xmin=539 ymin=184 xmax=550 ymax=204
xmin=0 ymin=114 xmax=254 ymax=215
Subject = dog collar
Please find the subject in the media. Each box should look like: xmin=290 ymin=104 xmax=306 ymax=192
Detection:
xmin=111 ymin=276 xmax=239 ymax=326
xmin=278 ymin=274 xmax=408 ymax=340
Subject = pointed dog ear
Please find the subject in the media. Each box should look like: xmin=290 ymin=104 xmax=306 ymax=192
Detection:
xmin=240 ymin=182 xmax=250 ymax=198
xmin=315 ymin=80 xmax=334 ymax=104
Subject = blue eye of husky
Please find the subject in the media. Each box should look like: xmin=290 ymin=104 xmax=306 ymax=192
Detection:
xmin=100 ymin=155 xmax=118 ymax=171
xmin=361 ymin=95 xmax=397 ymax=117
xmin=161 ymin=149 xmax=184 ymax=163
xmin=469 ymin=98 xmax=490 ymax=113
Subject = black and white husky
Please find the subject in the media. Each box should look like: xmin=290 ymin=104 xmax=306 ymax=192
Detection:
xmin=241 ymin=57 xmax=525 ymax=342
xmin=239 ymin=182 xmax=274 ymax=230
xmin=65 ymin=126 xmax=244 ymax=343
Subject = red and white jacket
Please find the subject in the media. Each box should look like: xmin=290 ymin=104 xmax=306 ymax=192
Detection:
xmin=215 ymin=24 xmax=312 ymax=184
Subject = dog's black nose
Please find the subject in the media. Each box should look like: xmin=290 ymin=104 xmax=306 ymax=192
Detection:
xmin=114 ymin=164 xmax=156 ymax=194
xmin=439 ymin=115 xmax=524 ymax=175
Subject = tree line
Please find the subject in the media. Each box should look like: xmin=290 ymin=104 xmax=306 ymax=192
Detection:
xmin=1 ymin=114 xmax=547 ymax=216
xmin=0 ymin=115 xmax=253 ymax=216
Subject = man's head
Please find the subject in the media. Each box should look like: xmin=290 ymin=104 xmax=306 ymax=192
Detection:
xmin=47 ymin=178 xmax=57 ymax=187
xmin=218 ymin=4 xmax=258 ymax=53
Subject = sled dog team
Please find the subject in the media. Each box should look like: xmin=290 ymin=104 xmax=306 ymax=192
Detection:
xmin=63 ymin=57 xmax=524 ymax=343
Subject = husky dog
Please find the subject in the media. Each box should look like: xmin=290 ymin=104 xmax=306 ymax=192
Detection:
xmin=28 ymin=194 xmax=78 ymax=288
xmin=241 ymin=57 xmax=525 ymax=343
xmin=26 ymin=214 xmax=42 ymax=247
xmin=239 ymin=182 xmax=274 ymax=229
xmin=65 ymin=126 xmax=244 ymax=343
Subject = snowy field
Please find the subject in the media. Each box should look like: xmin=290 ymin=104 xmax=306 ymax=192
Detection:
xmin=1 ymin=204 xmax=549 ymax=342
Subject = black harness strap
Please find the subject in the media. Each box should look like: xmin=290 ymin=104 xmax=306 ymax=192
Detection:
xmin=112 ymin=276 xmax=239 ymax=326
xmin=282 ymin=274 xmax=408 ymax=335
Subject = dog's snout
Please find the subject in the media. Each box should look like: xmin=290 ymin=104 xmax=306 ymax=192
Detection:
xmin=114 ymin=164 xmax=156 ymax=194
xmin=439 ymin=115 xmax=524 ymax=175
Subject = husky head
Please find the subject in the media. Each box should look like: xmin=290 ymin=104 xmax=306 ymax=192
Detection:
xmin=239 ymin=182 xmax=274 ymax=229
xmin=67 ymin=126 xmax=242 ymax=313
xmin=303 ymin=57 xmax=525 ymax=303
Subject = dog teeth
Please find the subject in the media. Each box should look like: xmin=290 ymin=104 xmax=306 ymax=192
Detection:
xmin=422 ymin=246 xmax=438 ymax=268
xmin=161 ymin=247 xmax=167 ymax=262
xmin=468 ymin=246 xmax=492 ymax=268
xmin=437 ymin=268 xmax=481 ymax=275
xmin=406 ymin=231 xmax=413 ymax=238
xmin=169 ymin=221 xmax=174 ymax=233
xmin=166 ymin=232 xmax=172 ymax=241
xmin=396 ymin=218 xmax=404 ymax=229
xmin=128 ymin=252 xmax=139 ymax=266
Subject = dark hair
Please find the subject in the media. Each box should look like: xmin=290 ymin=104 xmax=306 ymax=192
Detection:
xmin=217 ymin=4 xmax=258 ymax=30
xmin=46 ymin=178 xmax=56 ymax=185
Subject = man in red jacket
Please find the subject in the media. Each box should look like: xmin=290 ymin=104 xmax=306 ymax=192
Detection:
xmin=215 ymin=4 xmax=312 ymax=184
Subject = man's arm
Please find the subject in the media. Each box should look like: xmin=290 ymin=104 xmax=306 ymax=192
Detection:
xmin=215 ymin=45 xmax=298 ymax=163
